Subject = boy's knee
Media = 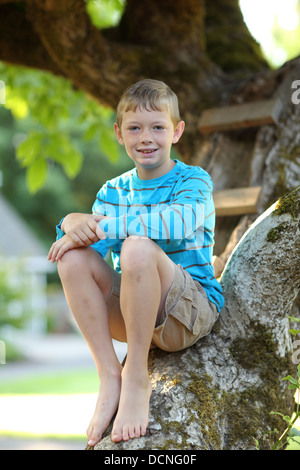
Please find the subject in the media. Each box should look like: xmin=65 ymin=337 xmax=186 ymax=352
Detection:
xmin=120 ymin=236 xmax=156 ymax=272
xmin=57 ymin=248 xmax=86 ymax=278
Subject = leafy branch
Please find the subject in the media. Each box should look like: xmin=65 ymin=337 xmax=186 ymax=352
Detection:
xmin=270 ymin=316 xmax=300 ymax=450
xmin=0 ymin=61 xmax=121 ymax=193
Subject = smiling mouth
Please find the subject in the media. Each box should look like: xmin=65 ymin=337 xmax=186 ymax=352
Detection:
xmin=138 ymin=148 xmax=157 ymax=154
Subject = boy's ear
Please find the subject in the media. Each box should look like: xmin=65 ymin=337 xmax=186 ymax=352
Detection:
xmin=172 ymin=121 xmax=185 ymax=144
xmin=114 ymin=123 xmax=124 ymax=145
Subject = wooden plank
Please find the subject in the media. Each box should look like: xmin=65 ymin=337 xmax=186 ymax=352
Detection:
xmin=199 ymin=99 xmax=282 ymax=134
xmin=214 ymin=186 xmax=261 ymax=216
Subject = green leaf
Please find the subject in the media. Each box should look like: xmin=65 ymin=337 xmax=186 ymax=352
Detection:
xmin=61 ymin=146 xmax=83 ymax=178
xmin=270 ymin=411 xmax=285 ymax=418
xmin=26 ymin=157 xmax=48 ymax=193
xmin=86 ymin=0 xmax=125 ymax=29
xmin=16 ymin=131 xmax=44 ymax=167
xmin=42 ymin=132 xmax=83 ymax=178
xmin=282 ymin=375 xmax=299 ymax=390
xmin=99 ymin=128 xmax=119 ymax=162
xmin=84 ymin=122 xmax=100 ymax=141
xmin=288 ymin=316 xmax=300 ymax=324
xmin=270 ymin=411 xmax=292 ymax=424
xmin=289 ymin=329 xmax=300 ymax=336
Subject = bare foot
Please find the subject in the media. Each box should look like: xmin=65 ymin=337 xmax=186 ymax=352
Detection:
xmin=111 ymin=369 xmax=152 ymax=442
xmin=87 ymin=372 xmax=122 ymax=447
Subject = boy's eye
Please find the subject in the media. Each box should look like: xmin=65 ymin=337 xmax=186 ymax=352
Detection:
xmin=154 ymin=125 xmax=164 ymax=130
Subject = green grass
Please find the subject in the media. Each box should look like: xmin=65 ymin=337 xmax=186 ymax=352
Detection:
xmin=0 ymin=369 xmax=99 ymax=395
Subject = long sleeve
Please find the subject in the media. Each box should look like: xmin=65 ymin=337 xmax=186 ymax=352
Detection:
xmin=95 ymin=170 xmax=213 ymax=249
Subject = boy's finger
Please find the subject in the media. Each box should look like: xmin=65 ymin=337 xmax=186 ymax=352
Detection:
xmin=81 ymin=226 xmax=99 ymax=243
xmin=48 ymin=241 xmax=59 ymax=262
xmin=55 ymin=244 xmax=69 ymax=262
xmin=96 ymin=225 xmax=107 ymax=240
xmin=92 ymin=214 xmax=103 ymax=223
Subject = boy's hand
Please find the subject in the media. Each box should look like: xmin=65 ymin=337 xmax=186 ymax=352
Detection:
xmin=48 ymin=234 xmax=80 ymax=263
xmin=48 ymin=213 xmax=108 ymax=262
xmin=61 ymin=213 xmax=106 ymax=245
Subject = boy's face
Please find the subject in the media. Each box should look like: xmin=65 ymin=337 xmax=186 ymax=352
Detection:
xmin=114 ymin=107 xmax=184 ymax=178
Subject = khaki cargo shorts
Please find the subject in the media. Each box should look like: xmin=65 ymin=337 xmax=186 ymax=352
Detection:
xmin=108 ymin=263 xmax=219 ymax=352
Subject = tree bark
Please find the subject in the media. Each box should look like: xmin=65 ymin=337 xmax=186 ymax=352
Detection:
xmin=0 ymin=0 xmax=266 ymax=160
xmin=95 ymin=187 xmax=300 ymax=451
xmin=202 ymin=57 xmax=300 ymax=254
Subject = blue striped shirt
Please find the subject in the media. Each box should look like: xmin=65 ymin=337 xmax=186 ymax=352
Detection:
xmin=57 ymin=159 xmax=224 ymax=312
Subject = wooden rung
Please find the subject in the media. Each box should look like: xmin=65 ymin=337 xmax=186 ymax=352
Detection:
xmin=199 ymin=99 xmax=282 ymax=134
xmin=214 ymin=186 xmax=261 ymax=216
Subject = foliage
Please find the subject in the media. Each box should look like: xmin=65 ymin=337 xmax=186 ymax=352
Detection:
xmin=0 ymin=104 xmax=132 ymax=246
xmin=0 ymin=61 xmax=123 ymax=194
xmin=86 ymin=0 xmax=125 ymax=29
xmin=270 ymin=316 xmax=300 ymax=450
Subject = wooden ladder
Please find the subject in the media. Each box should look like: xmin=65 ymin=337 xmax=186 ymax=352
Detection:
xmin=214 ymin=186 xmax=261 ymax=216
xmin=197 ymin=98 xmax=280 ymax=217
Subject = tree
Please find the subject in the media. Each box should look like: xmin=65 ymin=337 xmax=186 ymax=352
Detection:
xmin=1 ymin=0 xmax=299 ymax=449
xmin=93 ymin=188 xmax=300 ymax=450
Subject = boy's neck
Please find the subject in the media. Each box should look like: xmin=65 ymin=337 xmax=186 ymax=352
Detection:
xmin=136 ymin=159 xmax=176 ymax=180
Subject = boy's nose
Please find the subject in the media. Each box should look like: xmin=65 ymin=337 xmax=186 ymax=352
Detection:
xmin=140 ymin=130 xmax=153 ymax=143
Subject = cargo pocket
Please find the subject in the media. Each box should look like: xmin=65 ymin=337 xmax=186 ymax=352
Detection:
xmin=169 ymin=267 xmax=217 ymax=341
xmin=191 ymin=282 xmax=218 ymax=339
xmin=169 ymin=273 xmax=201 ymax=335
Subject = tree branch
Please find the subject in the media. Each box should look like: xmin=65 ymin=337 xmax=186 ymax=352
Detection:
xmin=204 ymin=0 xmax=269 ymax=74
xmin=23 ymin=0 xmax=148 ymax=107
xmin=0 ymin=3 xmax=64 ymax=75
xmin=117 ymin=0 xmax=206 ymax=50
xmin=0 ymin=0 xmax=20 ymax=4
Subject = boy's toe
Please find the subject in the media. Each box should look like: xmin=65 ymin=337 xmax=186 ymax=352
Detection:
xmin=111 ymin=427 xmax=122 ymax=443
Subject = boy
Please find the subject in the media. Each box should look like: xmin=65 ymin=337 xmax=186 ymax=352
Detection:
xmin=48 ymin=79 xmax=224 ymax=447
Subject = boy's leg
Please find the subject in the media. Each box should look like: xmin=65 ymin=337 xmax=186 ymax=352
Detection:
xmin=111 ymin=235 xmax=175 ymax=442
xmin=57 ymin=247 xmax=127 ymax=446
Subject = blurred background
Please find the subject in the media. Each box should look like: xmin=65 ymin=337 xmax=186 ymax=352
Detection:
xmin=0 ymin=0 xmax=300 ymax=450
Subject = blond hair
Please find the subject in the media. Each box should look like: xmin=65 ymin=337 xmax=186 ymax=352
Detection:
xmin=116 ymin=79 xmax=181 ymax=128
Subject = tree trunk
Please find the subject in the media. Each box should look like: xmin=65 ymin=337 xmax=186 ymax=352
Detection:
xmin=95 ymin=187 xmax=300 ymax=451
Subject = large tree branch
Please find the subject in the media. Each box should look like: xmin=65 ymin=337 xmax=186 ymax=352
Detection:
xmin=0 ymin=3 xmax=64 ymax=75
xmin=1 ymin=0 xmax=226 ymax=108
xmin=24 ymin=0 xmax=151 ymax=108
xmin=204 ymin=0 xmax=269 ymax=74
xmin=116 ymin=0 xmax=206 ymax=49
xmin=0 ymin=0 xmax=20 ymax=4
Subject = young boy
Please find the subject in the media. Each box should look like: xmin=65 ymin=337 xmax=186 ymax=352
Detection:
xmin=48 ymin=79 xmax=224 ymax=447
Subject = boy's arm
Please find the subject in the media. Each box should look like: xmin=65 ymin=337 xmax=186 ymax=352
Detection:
xmin=48 ymin=212 xmax=107 ymax=262
xmin=98 ymin=177 xmax=212 ymax=246
xmin=61 ymin=212 xmax=107 ymax=245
